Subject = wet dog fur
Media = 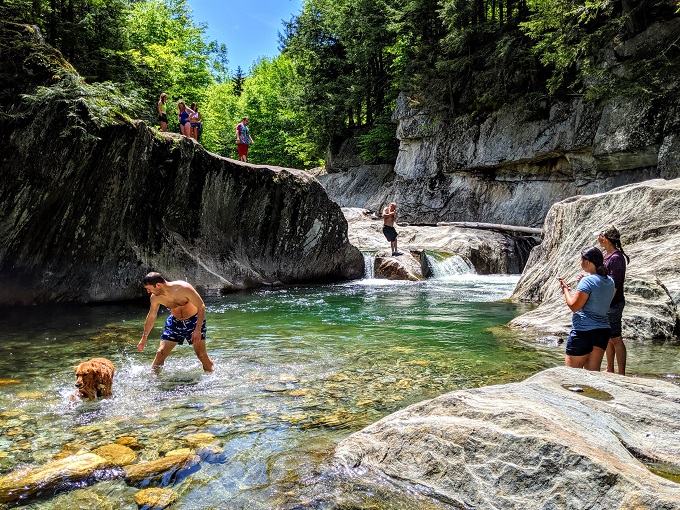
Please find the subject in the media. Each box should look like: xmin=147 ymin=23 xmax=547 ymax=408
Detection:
xmin=73 ymin=358 xmax=115 ymax=401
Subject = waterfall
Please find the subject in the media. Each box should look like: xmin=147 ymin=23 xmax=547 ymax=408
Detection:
xmin=424 ymin=252 xmax=474 ymax=278
xmin=362 ymin=252 xmax=375 ymax=279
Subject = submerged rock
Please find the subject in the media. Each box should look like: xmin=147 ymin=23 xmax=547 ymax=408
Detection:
xmin=123 ymin=452 xmax=199 ymax=484
xmin=92 ymin=443 xmax=137 ymax=466
xmin=334 ymin=367 xmax=680 ymax=509
xmin=0 ymin=22 xmax=363 ymax=305
xmin=511 ymin=178 xmax=680 ymax=340
xmin=134 ymin=487 xmax=178 ymax=509
xmin=0 ymin=453 xmax=107 ymax=503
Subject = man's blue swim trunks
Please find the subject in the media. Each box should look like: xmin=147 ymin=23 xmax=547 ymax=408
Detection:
xmin=161 ymin=314 xmax=206 ymax=345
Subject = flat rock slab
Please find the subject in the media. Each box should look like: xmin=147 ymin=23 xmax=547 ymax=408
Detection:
xmin=334 ymin=367 xmax=680 ymax=509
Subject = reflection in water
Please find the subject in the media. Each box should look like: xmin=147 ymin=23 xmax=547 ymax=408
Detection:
xmin=0 ymin=276 xmax=677 ymax=508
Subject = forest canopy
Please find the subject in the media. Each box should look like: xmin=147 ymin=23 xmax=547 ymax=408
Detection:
xmin=3 ymin=0 xmax=678 ymax=169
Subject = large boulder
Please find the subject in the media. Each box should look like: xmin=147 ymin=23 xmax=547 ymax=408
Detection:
xmin=334 ymin=367 xmax=680 ymax=509
xmin=0 ymin=22 xmax=363 ymax=305
xmin=510 ymin=178 xmax=680 ymax=339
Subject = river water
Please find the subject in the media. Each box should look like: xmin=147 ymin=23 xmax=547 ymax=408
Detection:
xmin=1 ymin=273 xmax=678 ymax=508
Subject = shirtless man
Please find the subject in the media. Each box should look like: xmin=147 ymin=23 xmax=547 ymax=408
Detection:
xmin=138 ymin=272 xmax=214 ymax=372
xmin=382 ymin=202 xmax=402 ymax=256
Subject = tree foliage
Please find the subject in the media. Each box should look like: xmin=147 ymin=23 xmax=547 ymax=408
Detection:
xmin=4 ymin=0 xmax=679 ymax=169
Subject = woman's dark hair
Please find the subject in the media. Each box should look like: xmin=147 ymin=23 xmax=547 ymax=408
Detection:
xmin=581 ymin=247 xmax=609 ymax=277
xmin=143 ymin=272 xmax=166 ymax=286
xmin=612 ymin=239 xmax=631 ymax=264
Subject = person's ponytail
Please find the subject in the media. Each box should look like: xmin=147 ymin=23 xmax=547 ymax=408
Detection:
xmin=595 ymin=264 xmax=609 ymax=277
xmin=614 ymin=239 xmax=631 ymax=264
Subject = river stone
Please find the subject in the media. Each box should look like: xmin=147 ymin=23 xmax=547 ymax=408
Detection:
xmin=0 ymin=453 xmax=107 ymax=503
xmin=182 ymin=432 xmax=216 ymax=448
xmin=53 ymin=487 xmax=115 ymax=510
xmin=510 ymin=178 xmax=680 ymax=339
xmin=0 ymin=22 xmax=363 ymax=305
xmin=116 ymin=436 xmax=144 ymax=450
xmin=134 ymin=487 xmax=179 ymax=509
xmin=334 ymin=367 xmax=680 ymax=509
xmin=91 ymin=443 xmax=137 ymax=466
xmin=123 ymin=452 xmax=199 ymax=484
xmin=374 ymin=251 xmax=423 ymax=281
xmin=0 ymin=378 xmax=21 ymax=386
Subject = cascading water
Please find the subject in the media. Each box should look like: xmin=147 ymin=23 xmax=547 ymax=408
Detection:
xmin=424 ymin=252 xmax=474 ymax=278
xmin=362 ymin=252 xmax=375 ymax=279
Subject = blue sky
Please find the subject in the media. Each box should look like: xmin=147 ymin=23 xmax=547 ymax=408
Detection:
xmin=188 ymin=0 xmax=305 ymax=73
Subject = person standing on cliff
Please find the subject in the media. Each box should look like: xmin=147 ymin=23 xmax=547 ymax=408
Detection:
xmin=137 ymin=272 xmax=214 ymax=372
xmin=597 ymin=226 xmax=630 ymax=375
xmin=157 ymin=92 xmax=168 ymax=132
xmin=236 ymin=116 xmax=254 ymax=162
xmin=382 ymin=202 xmax=402 ymax=256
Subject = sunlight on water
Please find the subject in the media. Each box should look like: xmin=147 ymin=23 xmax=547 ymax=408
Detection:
xmin=0 ymin=277 xmax=677 ymax=508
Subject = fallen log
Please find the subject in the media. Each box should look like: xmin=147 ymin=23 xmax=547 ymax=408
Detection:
xmin=436 ymin=221 xmax=543 ymax=236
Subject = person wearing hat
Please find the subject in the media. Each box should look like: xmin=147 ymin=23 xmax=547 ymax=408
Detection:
xmin=598 ymin=225 xmax=630 ymax=375
xmin=558 ymin=246 xmax=615 ymax=370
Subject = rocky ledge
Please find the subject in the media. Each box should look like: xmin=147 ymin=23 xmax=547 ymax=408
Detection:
xmin=334 ymin=367 xmax=680 ymax=509
xmin=344 ymin=208 xmax=537 ymax=275
xmin=510 ymin=178 xmax=680 ymax=340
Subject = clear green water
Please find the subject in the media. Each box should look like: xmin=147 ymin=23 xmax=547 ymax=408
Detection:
xmin=0 ymin=275 xmax=678 ymax=508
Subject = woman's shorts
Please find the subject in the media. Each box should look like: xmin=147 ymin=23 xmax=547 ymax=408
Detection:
xmin=158 ymin=113 xmax=168 ymax=123
xmin=607 ymin=301 xmax=625 ymax=338
xmin=190 ymin=122 xmax=200 ymax=128
xmin=565 ymin=328 xmax=611 ymax=356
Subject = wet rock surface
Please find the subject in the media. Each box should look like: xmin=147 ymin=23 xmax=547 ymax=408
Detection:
xmin=334 ymin=367 xmax=680 ymax=509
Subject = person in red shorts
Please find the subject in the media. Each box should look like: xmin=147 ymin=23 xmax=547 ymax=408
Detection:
xmin=235 ymin=116 xmax=254 ymax=162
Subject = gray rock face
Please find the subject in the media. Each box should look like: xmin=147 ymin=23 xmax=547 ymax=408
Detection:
xmin=334 ymin=367 xmax=680 ymax=509
xmin=320 ymin=22 xmax=680 ymax=228
xmin=510 ymin=178 xmax=680 ymax=340
xmin=0 ymin=23 xmax=363 ymax=304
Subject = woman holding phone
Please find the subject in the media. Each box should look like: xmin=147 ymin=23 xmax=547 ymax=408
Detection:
xmin=558 ymin=247 xmax=615 ymax=370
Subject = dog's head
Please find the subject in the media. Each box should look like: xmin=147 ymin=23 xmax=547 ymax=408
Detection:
xmin=74 ymin=361 xmax=100 ymax=399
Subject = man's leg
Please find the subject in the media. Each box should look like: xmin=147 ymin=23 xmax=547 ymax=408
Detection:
xmin=193 ymin=339 xmax=214 ymax=372
xmin=152 ymin=340 xmax=177 ymax=372
xmin=607 ymin=336 xmax=627 ymax=375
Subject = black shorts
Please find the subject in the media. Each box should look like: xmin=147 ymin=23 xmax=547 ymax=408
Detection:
xmin=607 ymin=301 xmax=624 ymax=338
xmin=159 ymin=113 xmax=168 ymax=123
xmin=565 ymin=328 xmax=611 ymax=356
xmin=383 ymin=225 xmax=398 ymax=242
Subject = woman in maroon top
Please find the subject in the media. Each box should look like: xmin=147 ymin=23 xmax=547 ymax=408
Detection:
xmin=597 ymin=225 xmax=631 ymax=375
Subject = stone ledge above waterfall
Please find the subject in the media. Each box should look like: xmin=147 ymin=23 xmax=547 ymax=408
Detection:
xmin=344 ymin=208 xmax=537 ymax=275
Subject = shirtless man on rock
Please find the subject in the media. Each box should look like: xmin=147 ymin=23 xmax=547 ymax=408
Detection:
xmin=138 ymin=272 xmax=214 ymax=372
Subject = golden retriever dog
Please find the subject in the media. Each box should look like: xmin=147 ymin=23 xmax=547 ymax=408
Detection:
xmin=73 ymin=358 xmax=115 ymax=401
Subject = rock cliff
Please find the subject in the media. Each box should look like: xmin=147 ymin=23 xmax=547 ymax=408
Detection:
xmin=333 ymin=367 xmax=680 ymax=509
xmin=510 ymin=178 xmax=680 ymax=340
xmin=319 ymin=19 xmax=680 ymax=228
xmin=0 ymin=23 xmax=363 ymax=304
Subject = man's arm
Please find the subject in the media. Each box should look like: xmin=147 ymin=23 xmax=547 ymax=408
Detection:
xmin=138 ymin=297 xmax=161 ymax=352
